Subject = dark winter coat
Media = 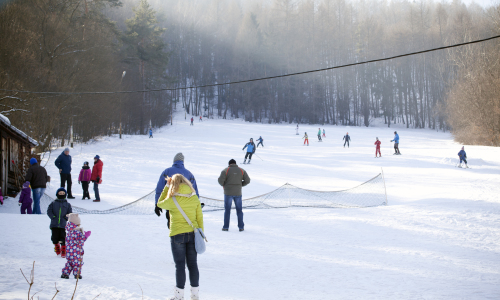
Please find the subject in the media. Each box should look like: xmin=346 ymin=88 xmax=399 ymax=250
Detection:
xmin=154 ymin=161 xmax=199 ymax=204
xmin=19 ymin=183 xmax=32 ymax=205
xmin=55 ymin=152 xmax=72 ymax=174
xmin=218 ymin=164 xmax=250 ymax=196
xmin=243 ymin=142 xmax=256 ymax=153
xmin=458 ymin=150 xmax=467 ymax=158
xmin=25 ymin=163 xmax=48 ymax=189
xmin=47 ymin=199 xmax=73 ymax=229
xmin=343 ymin=135 xmax=351 ymax=142
xmin=90 ymin=159 xmax=103 ymax=182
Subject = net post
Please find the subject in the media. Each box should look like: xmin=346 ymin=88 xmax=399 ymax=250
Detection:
xmin=381 ymin=168 xmax=388 ymax=205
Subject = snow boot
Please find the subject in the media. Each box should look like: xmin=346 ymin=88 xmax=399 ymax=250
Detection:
xmin=222 ymin=228 xmax=228 ymax=231
xmin=75 ymin=275 xmax=82 ymax=279
xmin=61 ymin=245 xmax=66 ymax=258
xmin=190 ymin=287 xmax=199 ymax=300
xmin=93 ymin=199 xmax=100 ymax=202
xmin=243 ymin=159 xmax=247 ymax=164
xmin=168 ymin=287 xmax=184 ymax=300
xmin=247 ymin=159 xmax=251 ymax=164
xmin=61 ymin=274 xmax=69 ymax=279
xmin=54 ymin=243 xmax=61 ymax=256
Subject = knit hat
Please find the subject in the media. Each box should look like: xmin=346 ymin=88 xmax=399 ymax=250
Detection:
xmin=462 ymin=146 xmax=464 ymax=150
xmin=94 ymin=155 xmax=100 ymax=160
xmin=394 ymin=131 xmax=397 ymax=134
xmin=83 ymin=161 xmax=89 ymax=166
xmin=173 ymin=152 xmax=184 ymax=162
xmin=64 ymin=148 xmax=70 ymax=152
xmin=67 ymin=213 xmax=81 ymax=225
xmin=23 ymin=181 xmax=30 ymax=188
xmin=56 ymin=187 xmax=67 ymax=199
xmin=228 ymin=159 xmax=236 ymax=165
xmin=376 ymin=137 xmax=379 ymax=140
xmin=29 ymin=158 xmax=37 ymax=165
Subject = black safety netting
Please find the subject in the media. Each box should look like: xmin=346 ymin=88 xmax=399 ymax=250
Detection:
xmin=36 ymin=173 xmax=387 ymax=215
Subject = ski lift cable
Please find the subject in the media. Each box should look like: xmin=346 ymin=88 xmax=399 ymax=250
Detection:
xmin=1 ymin=34 xmax=499 ymax=96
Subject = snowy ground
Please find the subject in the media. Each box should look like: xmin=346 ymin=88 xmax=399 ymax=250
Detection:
xmin=1 ymin=115 xmax=500 ymax=299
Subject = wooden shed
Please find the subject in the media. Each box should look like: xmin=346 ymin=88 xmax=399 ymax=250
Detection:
xmin=0 ymin=114 xmax=38 ymax=196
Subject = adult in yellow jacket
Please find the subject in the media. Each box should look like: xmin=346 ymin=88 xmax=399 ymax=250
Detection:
xmin=157 ymin=174 xmax=204 ymax=300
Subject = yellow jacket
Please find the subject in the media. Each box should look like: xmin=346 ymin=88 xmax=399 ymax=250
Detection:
xmin=157 ymin=183 xmax=204 ymax=237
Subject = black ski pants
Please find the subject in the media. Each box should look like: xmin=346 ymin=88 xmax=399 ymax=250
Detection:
xmin=60 ymin=173 xmax=73 ymax=196
xmin=81 ymin=181 xmax=90 ymax=199
xmin=245 ymin=152 xmax=253 ymax=160
xmin=257 ymin=141 xmax=264 ymax=147
xmin=344 ymin=140 xmax=349 ymax=147
xmin=394 ymin=143 xmax=400 ymax=154
xmin=318 ymin=135 xmax=322 ymax=141
xmin=51 ymin=228 xmax=66 ymax=245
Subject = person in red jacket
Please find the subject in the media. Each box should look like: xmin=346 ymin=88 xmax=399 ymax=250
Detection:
xmin=374 ymin=137 xmax=382 ymax=157
xmin=90 ymin=155 xmax=103 ymax=202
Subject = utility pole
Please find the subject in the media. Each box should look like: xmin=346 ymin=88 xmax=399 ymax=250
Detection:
xmin=120 ymin=71 xmax=126 ymax=139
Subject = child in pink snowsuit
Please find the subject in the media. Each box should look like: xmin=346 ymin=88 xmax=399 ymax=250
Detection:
xmin=61 ymin=213 xmax=91 ymax=279
xmin=19 ymin=181 xmax=33 ymax=214
xmin=78 ymin=162 xmax=92 ymax=200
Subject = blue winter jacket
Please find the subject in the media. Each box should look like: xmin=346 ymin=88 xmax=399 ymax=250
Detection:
xmin=154 ymin=161 xmax=199 ymax=204
xmin=393 ymin=134 xmax=400 ymax=143
xmin=243 ymin=142 xmax=255 ymax=153
xmin=149 ymin=129 xmax=153 ymax=135
xmin=55 ymin=152 xmax=72 ymax=174
xmin=458 ymin=150 xmax=467 ymax=158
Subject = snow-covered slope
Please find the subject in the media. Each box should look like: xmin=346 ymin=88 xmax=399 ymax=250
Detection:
xmin=1 ymin=116 xmax=499 ymax=299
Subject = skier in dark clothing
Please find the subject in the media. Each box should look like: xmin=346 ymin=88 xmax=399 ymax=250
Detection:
xmin=242 ymin=138 xmax=256 ymax=164
xmin=256 ymin=136 xmax=264 ymax=148
xmin=190 ymin=117 xmax=194 ymax=126
xmin=55 ymin=148 xmax=75 ymax=199
xmin=458 ymin=146 xmax=468 ymax=168
xmin=343 ymin=133 xmax=351 ymax=148
xmin=390 ymin=131 xmax=401 ymax=155
xmin=25 ymin=158 xmax=49 ymax=214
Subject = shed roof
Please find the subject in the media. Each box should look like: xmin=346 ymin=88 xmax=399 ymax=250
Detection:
xmin=0 ymin=114 xmax=39 ymax=146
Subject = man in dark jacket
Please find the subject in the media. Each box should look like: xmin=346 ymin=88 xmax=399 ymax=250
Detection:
xmin=47 ymin=187 xmax=72 ymax=257
xmin=55 ymin=148 xmax=74 ymax=199
xmin=25 ymin=158 xmax=49 ymax=214
xmin=154 ymin=153 xmax=199 ymax=228
xmin=218 ymin=159 xmax=250 ymax=232
xmin=343 ymin=132 xmax=351 ymax=148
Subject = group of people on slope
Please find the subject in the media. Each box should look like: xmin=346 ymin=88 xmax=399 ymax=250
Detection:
xmin=153 ymin=153 xmax=251 ymax=300
xmin=55 ymin=148 xmax=103 ymax=202
xmin=189 ymin=116 xmax=203 ymax=126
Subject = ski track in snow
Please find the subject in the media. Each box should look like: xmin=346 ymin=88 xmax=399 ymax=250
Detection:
xmin=1 ymin=115 xmax=500 ymax=299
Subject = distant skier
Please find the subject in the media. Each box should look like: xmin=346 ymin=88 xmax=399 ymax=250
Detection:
xmin=390 ymin=131 xmax=400 ymax=155
xmin=199 ymin=116 xmax=202 ymax=122
xmin=296 ymin=124 xmax=299 ymax=135
xmin=256 ymin=136 xmax=264 ymax=148
xmin=317 ymin=128 xmax=322 ymax=141
xmin=343 ymin=132 xmax=351 ymax=148
xmin=149 ymin=127 xmax=153 ymax=138
xmin=322 ymin=129 xmax=326 ymax=138
xmin=303 ymin=132 xmax=309 ymax=146
xmin=374 ymin=137 xmax=381 ymax=157
xmin=458 ymin=146 xmax=468 ymax=168
xmin=242 ymin=138 xmax=256 ymax=164
xmin=190 ymin=117 xmax=194 ymax=126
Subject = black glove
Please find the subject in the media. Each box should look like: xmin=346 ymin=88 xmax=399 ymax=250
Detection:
xmin=155 ymin=206 xmax=162 ymax=216
xmin=166 ymin=210 xmax=170 ymax=229
xmin=201 ymin=203 xmax=205 ymax=209
xmin=96 ymin=177 xmax=100 ymax=182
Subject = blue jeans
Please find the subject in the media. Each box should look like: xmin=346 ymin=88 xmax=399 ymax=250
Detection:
xmin=93 ymin=182 xmax=100 ymax=200
xmin=32 ymin=188 xmax=45 ymax=214
xmin=170 ymin=232 xmax=199 ymax=289
xmin=223 ymin=195 xmax=244 ymax=230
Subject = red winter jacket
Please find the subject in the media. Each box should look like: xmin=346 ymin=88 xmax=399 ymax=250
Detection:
xmin=375 ymin=140 xmax=381 ymax=148
xmin=90 ymin=160 xmax=103 ymax=183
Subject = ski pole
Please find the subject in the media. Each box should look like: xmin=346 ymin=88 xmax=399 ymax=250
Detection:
xmin=253 ymin=153 xmax=264 ymax=161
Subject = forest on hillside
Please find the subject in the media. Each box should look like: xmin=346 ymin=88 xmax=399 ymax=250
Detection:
xmin=1 ymin=0 xmax=499 ymax=148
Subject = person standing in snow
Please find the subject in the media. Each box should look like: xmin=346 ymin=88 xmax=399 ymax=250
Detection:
xmin=242 ymin=138 xmax=256 ymax=164
xmin=190 ymin=117 xmax=194 ymax=126
xmin=317 ymin=128 xmax=322 ymax=141
xmin=149 ymin=127 xmax=153 ymax=138
xmin=374 ymin=137 xmax=382 ymax=158
xmin=90 ymin=155 xmax=103 ymax=202
xmin=47 ymin=188 xmax=72 ymax=258
xmin=296 ymin=124 xmax=299 ymax=135
xmin=303 ymin=132 xmax=309 ymax=146
xmin=61 ymin=213 xmax=91 ymax=279
xmin=18 ymin=181 xmax=33 ymax=214
xmin=458 ymin=146 xmax=468 ymax=168
xmin=199 ymin=116 xmax=202 ymax=122
xmin=343 ymin=133 xmax=351 ymax=148
xmin=256 ymin=136 xmax=264 ymax=148
xmin=55 ymin=148 xmax=75 ymax=199
xmin=78 ymin=162 xmax=92 ymax=200
xmin=156 ymin=174 xmax=204 ymax=300
xmin=25 ymin=157 xmax=48 ymax=214
xmin=322 ymin=129 xmax=326 ymax=138
xmin=154 ymin=153 xmax=199 ymax=229
xmin=390 ymin=131 xmax=400 ymax=155
xmin=218 ymin=159 xmax=250 ymax=232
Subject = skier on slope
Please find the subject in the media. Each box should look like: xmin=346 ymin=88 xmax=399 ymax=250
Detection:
xmin=322 ymin=129 xmax=326 ymax=138
xmin=458 ymin=146 xmax=468 ymax=168
xmin=390 ymin=131 xmax=401 ymax=155
xmin=190 ymin=117 xmax=194 ymax=126
xmin=256 ymin=136 xmax=264 ymax=148
xmin=343 ymin=132 xmax=351 ymax=148
xmin=242 ymin=138 xmax=256 ymax=164
xmin=317 ymin=128 xmax=322 ymax=142
xmin=296 ymin=124 xmax=299 ymax=135
xmin=149 ymin=127 xmax=153 ymax=138
xmin=374 ymin=137 xmax=382 ymax=158
xmin=303 ymin=132 xmax=309 ymax=146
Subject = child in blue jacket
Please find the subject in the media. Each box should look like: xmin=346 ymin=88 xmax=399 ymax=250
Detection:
xmin=458 ymin=146 xmax=468 ymax=168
